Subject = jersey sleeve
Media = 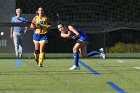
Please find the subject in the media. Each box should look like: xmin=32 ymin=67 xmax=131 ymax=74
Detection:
xmin=11 ymin=17 xmax=14 ymax=23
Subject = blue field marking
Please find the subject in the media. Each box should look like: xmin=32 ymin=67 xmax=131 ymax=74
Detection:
xmin=107 ymin=82 xmax=127 ymax=93
xmin=79 ymin=60 xmax=100 ymax=75
xmin=16 ymin=59 xmax=22 ymax=66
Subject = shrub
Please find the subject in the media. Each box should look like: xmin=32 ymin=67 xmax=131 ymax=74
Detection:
xmin=106 ymin=42 xmax=140 ymax=53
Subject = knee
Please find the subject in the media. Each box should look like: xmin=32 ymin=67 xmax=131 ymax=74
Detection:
xmin=73 ymin=47 xmax=78 ymax=53
xmin=34 ymin=50 xmax=40 ymax=54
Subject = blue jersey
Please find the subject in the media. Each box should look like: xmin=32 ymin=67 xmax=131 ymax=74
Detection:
xmin=69 ymin=28 xmax=88 ymax=43
xmin=11 ymin=16 xmax=26 ymax=33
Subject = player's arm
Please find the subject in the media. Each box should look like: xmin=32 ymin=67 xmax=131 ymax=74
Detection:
xmin=60 ymin=31 xmax=71 ymax=38
xmin=10 ymin=17 xmax=14 ymax=39
xmin=23 ymin=17 xmax=28 ymax=34
xmin=30 ymin=17 xmax=40 ymax=29
xmin=30 ymin=17 xmax=36 ymax=28
xmin=24 ymin=27 xmax=28 ymax=34
xmin=68 ymin=25 xmax=80 ymax=39
xmin=10 ymin=27 xmax=13 ymax=39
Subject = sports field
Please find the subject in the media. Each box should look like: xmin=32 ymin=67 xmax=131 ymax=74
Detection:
xmin=0 ymin=55 xmax=139 ymax=93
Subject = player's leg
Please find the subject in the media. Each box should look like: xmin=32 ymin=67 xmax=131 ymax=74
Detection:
xmin=79 ymin=43 xmax=105 ymax=59
xmin=70 ymin=42 xmax=85 ymax=70
xmin=33 ymin=40 xmax=40 ymax=64
xmin=38 ymin=34 xmax=48 ymax=67
xmin=18 ymin=33 xmax=23 ymax=58
xmin=33 ymin=33 xmax=41 ymax=64
xmin=38 ymin=40 xmax=46 ymax=67
xmin=13 ymin=32 xmax=19 ymax=58
xmin=87 ymin=49 xmax=100 ymax=57
xmin=79 ymin=43 xmax=88 ymax=57
xmin=88 ymin=48 xmax=105 ymax=59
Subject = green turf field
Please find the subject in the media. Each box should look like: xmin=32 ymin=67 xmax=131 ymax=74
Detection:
xmin=0 ymin=58 xmax=139 ymax=93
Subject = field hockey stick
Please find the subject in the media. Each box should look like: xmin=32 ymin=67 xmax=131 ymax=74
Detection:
xmin=17 ymin=18 xmax=50 ymax=28
xmin=18 ymin=18 xmax=58 ymax=30
xmin=56 ymin=13 xmax=62 ymax=23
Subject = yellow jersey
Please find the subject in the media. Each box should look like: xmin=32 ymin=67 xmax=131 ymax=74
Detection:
xmin=34 ymin=16 xmax=48 ymax=34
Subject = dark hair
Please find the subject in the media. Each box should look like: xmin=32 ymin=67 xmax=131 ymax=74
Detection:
xmin=36 ymin=6 xmax=45 ymax=16
xmin=57 ymin=21 xmax=64 ymax=26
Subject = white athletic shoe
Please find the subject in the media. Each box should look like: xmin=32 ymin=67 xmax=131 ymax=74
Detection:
xmin=99 ymin=48 xmax=105 ymax=59
xmin=69 ymin=65 xmax=80 ymax=70
xmin=39 ymin=64 xmax=43 ymax=67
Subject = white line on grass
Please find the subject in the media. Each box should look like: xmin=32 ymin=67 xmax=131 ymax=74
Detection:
xmin=116 ymin=60 xmax=124 ymax=63
xmin=133 ymin=67 xmax=140 ymax=70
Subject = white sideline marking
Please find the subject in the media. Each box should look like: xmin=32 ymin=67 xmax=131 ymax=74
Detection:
xmin=134 ymin=67 xmax=140 ymax=70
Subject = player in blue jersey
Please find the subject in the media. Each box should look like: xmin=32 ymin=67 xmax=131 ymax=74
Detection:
xmin=57 ymin=23 xmax=105 ymax=70
xmin=10 ymin=8 xmax=27 ymax=58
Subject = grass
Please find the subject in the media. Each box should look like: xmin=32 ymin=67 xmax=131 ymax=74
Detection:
xmin=0 ymin=53 xmax=140 ymax=59
xmin=0 ymin=58 xmax=139 ymax=93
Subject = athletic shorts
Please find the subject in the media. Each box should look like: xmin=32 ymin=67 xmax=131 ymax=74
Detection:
xmin=33 ymin=33 xmax=48 ymax=42
xmin=76 ymin=33 xmax=89 ymax=44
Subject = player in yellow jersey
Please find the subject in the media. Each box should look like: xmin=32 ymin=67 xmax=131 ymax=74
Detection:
xmin=30 ymin=7 xmax=51 ymax=67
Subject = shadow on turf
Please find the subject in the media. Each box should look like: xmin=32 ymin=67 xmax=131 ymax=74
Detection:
xmin=1 ymin=69 xmax=138 ymax=75
xmin=0 ymin=71 xmax=93 ymax=75
xmin=95 ymin=66 xmax=138 ymax=67
xmin=100 ymin=70 xmax=139 ymax=74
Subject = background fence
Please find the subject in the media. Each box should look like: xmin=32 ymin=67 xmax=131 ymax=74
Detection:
xmin=0 ymin=0 xmax=140 ymax=58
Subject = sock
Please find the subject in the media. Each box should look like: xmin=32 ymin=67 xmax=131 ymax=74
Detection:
xmin=74 ymin=52 xmax=79 ymax=66
xmin=39 ymin=53 xmax=45 ymax=65
xmin=88 ymin=50 xmax=100 ymax=57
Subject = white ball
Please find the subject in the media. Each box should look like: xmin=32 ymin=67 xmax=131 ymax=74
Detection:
xmin=1 ymin=32 xmax=4 ymax=36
